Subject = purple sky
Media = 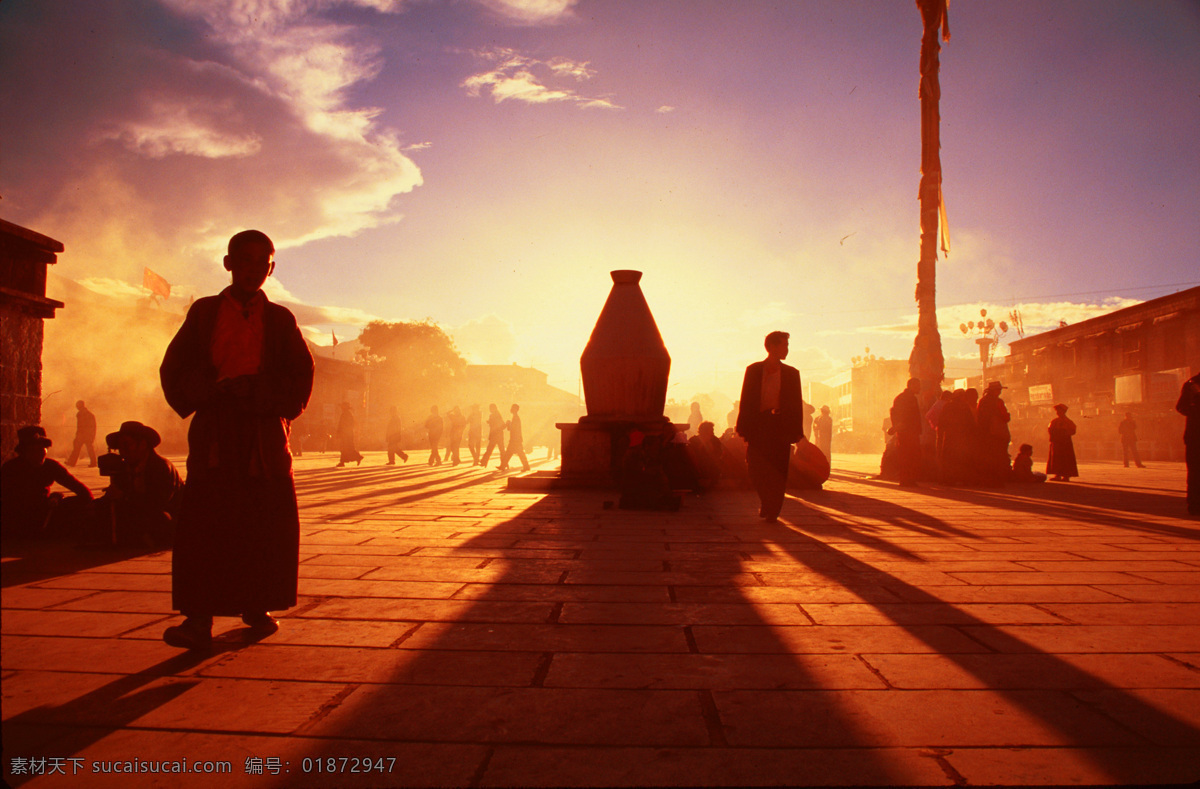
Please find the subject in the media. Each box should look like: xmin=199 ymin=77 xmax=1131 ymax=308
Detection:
xmin=2 ymin=0 xmax=1198 ymax=400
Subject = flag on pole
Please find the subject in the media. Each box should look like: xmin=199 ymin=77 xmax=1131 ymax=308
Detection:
xmin=143 ymin=267 xmax=171 ymax=300
xmin=332 ymin=331 xmax=339 ymax=347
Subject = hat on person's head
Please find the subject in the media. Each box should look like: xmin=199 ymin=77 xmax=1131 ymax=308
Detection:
xmin=986 ymin=381 xmax=1005 ymax=391
xmin=1054 ymin=403 xmax=1069 ymax=413
xmin=15 ymin=426 xmax=53 ymax=450
xmin=106 ymin=421 xmax=161 ymax=449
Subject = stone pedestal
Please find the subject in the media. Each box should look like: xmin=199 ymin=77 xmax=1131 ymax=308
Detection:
xmin=556 ymin=418 xmax=673 ymax=487
xmin=509 ymin=270 xmax=673 ymax=492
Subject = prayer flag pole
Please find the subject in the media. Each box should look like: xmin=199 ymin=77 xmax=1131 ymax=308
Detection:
xmin=910 ymin=0 xmax=949 ymax=397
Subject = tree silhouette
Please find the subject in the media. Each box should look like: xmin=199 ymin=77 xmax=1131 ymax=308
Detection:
xmin=356 ymin=319 xmax=466 ymax=423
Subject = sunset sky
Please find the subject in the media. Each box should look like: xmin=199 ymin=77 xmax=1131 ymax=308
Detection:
xmin=2 ymin=0 xmax=1198 ymax=402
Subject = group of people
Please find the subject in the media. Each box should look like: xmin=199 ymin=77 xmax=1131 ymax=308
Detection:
xmin=886 ymin=378 xmax=1085 ymax=487
xmin=1 ymin=419 xmax=183 ymax=550
xmin=331 ymin=401 xmax=532 ymax=472
xmin=8 ymin=228 xmax=1200 ymax=661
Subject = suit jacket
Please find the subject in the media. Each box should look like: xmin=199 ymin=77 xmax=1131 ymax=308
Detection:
xmin=736 ymin=360 xmax=804 ymax=444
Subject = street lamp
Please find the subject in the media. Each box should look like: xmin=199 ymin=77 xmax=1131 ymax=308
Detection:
xmin=959 ymin=309 xmax=1008 ymax=382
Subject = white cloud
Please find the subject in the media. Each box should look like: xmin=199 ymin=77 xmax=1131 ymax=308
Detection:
xmin=18 ymin=0 xmax=424 ymax=298
xmin=477 ymin=0 xmax=579 ymax=25
xmin=656 ymin=105 xmax=676 ymax=114
xmin=98 ymin=95 xmax=262 ymax=159
xmin=462 ymin=48 xmax=621 ymax=110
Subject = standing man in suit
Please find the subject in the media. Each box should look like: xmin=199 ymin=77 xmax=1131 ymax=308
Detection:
xmin=736 ymin=331 xmax=805 ymax=521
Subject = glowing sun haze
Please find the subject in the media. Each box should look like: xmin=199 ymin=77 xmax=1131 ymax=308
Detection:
xmin=2 ymin=0 xmax=1197 ymax=401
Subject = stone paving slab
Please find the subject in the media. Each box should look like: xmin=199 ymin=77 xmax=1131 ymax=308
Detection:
xmin=4 ymin=452 xmax=1200 ymax=786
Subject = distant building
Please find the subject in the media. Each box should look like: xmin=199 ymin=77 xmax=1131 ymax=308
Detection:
xmin=289 ymin=351 xmax=369 ymax=452
xmin=998 ymin=287 xmax=1200 ymax=461
xmin=0 ymin=219 xmax=65 ymax=458
xmin=815 ymin=359 xmax=910 ymax=451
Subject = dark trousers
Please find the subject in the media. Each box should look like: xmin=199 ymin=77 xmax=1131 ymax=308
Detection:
xmin=1122 ymin=441 xmax=1143 ymax=467
xmin=746 ymin=434 xmax=791 ymax=519
xmin=67 ymin=439 xmax=96 ymax=467
xmin=481 ymin=433 xmax=504 ymax=466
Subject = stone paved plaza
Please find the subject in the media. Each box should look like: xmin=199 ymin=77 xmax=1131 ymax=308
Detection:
xmin=3 ymin=452 xmax=1199 ymax=787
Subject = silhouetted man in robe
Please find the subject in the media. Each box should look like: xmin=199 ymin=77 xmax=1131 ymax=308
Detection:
xmin=891 ymin=377 xmax=923 ymax=487
xmin=976 ymin=381 xmax=1012 ymax=485
xmin=159 ymin=230 xmax=314 ymax=649
xmin=736 ymin=331 xmax=804 ymax=521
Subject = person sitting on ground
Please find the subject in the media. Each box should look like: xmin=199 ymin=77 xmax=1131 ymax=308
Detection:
xmin=687 ymin=421 xmax=725 ymax=492
xmin=662 ymin=422 xmax=700 ymax=492
xmin=1 ymin=425 xmax=94 ymax=539
xmin=1010 ymin=443 xmax=1047 ymax=483
xmin=91 ymin=421 xmax=183 ymax=548
xmin=619 ymin=431 xmax=681 ymax=511
xmin=718 ymin=427 xmax=750 ymax=486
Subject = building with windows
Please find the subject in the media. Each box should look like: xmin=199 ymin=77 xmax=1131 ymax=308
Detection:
xmin=997 ymin=287 xmax=1199 ymax=461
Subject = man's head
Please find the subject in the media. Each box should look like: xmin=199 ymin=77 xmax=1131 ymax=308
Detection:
xmin=986 ymin=381 xmax=1004 ymax=394
xmin=15 ymin=426 xmax=52 ymax=464
xmin=224 ymin=230 xmax=275 ymax=299
xmin=1018 ymin=443 xmax=1033 ymax=455
xmin=105 ymin=421 xmax=160 ymax=464
xmin=76 ymin=400 xmax=86 ymax=410
xmin=698 ymin=421 xmax=715 ymax=438
xmin=511 ymin=404 xmax=520 ymax=414
xmin=1125 ymin=412 xmax=1133 ymax=419
xmin=906 ymin=377 xmax=921 ymax=394
xmin=764 ymin=331 xmax=789 ymax=360
xmin=820 ymin=405 xmax=830 ymax=415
